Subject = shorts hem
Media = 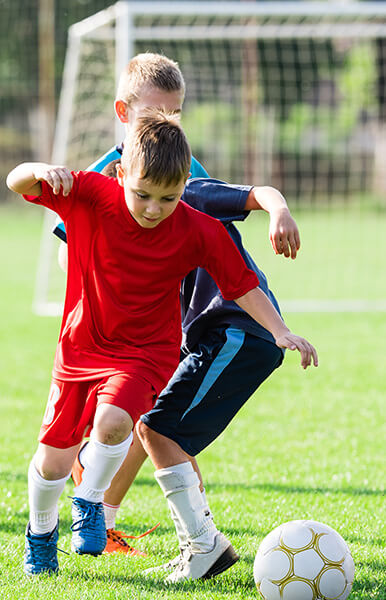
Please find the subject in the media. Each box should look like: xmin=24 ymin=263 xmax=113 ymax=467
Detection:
xmin=139 ymin=415 xmax=198 ymax=456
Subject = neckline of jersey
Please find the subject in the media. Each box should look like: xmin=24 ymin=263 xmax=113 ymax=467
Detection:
xmin=118 ymin=184 xmax=180 ymax=233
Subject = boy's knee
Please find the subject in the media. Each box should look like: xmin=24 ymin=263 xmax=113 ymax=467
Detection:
xmin=136 ymin=419 xmax=152 ymax=443
xmin=136 ymin=420 xmax=163 ymax=451
xmin=94 ymin=404 xmax=133 ymax=444
xmin=34 ymin=456 xmax=69 ymax=481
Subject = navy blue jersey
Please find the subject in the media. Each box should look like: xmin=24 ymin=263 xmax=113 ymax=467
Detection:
xmin=180 ymin=178 xmax=282 ymax=352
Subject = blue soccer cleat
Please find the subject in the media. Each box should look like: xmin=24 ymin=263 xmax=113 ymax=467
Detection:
xmin=24 ymin=521 xmax=59 ymax=575
xmin=71 ymin=497 xmax=107 ymax=555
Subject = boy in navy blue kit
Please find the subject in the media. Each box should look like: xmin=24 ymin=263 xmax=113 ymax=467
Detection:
xmin=136 ymin=178 xmax=314 ymax=582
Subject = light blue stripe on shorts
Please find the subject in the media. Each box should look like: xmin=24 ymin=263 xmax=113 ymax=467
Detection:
xmin=181 ymin=327 xmax=245 ymax=420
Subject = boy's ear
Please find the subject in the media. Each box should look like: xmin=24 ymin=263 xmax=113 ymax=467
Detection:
xmin=116 ymin=162 xmax=125 ymax=187
xmin=115 ymin=100 xmax=129 ymax=123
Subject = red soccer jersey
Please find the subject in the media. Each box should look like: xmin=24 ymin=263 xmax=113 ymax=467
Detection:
xmin=24 ymin=172 xmax=259 ymax=394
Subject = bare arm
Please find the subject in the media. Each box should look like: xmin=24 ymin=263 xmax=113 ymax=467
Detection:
xmin=6 ymin=162 xmax=73 ymax=197
xmin=235 ymin=287 xmax=318 ymax=369
xmin=244 ymin=186 xmax=300 ymax=259
xmin=58 ymin=241 xmax=68 ymax=272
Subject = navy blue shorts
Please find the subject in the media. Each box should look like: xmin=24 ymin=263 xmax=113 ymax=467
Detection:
xmin=140 ymin=327 xmax=283 ymax=456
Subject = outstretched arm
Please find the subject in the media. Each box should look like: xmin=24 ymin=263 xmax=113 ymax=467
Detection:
xmin=245 ymin=186 xmax=300 ymax=259
xmin=235 ymin=287 xmax=318 ymax=369
xmin=7 ymin=162 xmax=73 ymax=197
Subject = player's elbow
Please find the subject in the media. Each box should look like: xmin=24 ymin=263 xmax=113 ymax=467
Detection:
xmin=6 ymin=170 xmax=19 ymax=193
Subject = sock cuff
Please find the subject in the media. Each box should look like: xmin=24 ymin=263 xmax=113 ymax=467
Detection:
xmin=89 ymin=431 xmax=133 ymax=456
xmin=28 ymin=458 xmax=71 ymax=487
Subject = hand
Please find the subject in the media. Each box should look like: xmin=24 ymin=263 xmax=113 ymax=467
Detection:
xmin=269 ymin=208 xmax=300 ymax=259
xmin=275 ymin=333 xmax=318 ymax=369
xmin=33 ymin=164 xmax=73 ymax=196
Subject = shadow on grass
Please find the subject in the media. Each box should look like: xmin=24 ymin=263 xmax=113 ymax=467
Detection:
xmin=62 ymin=556 xmax=385 ymax=598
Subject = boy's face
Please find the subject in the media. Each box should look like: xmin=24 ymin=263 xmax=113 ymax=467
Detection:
xmin=116 ymin=85 xmax=184 ymax=129
xmin=117 ymin=165 xmax=186 ymax=229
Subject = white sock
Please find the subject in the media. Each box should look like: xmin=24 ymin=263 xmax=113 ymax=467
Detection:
xmin=166 ymin=489 xmax=212 ymax=551
xmin=74 ymin=432 xmax=133 ymax=503
xmin=155 ymin=462 xmax=218 ymax=553
xmin=28 ymin=459 xmax=70 ymax=535
xmin=201 ymin=488 xmax=213 ymax=520
xmin=103 ymin=502 xmax=120 ymax=530
xmin=168 ymin=503 xmax=188 ymax=551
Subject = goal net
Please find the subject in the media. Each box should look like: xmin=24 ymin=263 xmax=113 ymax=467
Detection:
xmin=34 ymin=1 xmax=386 ymax=316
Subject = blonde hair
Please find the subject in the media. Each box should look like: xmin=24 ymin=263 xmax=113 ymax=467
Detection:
xmin=121 ymin=109 xmax=191 ymax=186
xmin=116 ymin=53 xmax=185 ymax=107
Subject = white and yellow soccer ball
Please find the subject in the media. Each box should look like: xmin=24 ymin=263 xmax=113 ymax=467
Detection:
xmin=253 ymin=519 xmax=355 ymax=600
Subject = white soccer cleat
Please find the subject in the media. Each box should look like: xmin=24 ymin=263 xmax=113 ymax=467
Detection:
xmin=143 ymin=552 xmax=184 ymax=575
xmin=165 ymin=532 xmax=239 ymax=583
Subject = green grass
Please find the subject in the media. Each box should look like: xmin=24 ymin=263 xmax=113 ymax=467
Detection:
xmin=0 ymin=202 xmax=385 ymax=599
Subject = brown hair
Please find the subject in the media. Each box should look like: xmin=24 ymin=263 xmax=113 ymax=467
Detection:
xmin=116 ymin=53 xmax=185 ymax=107
xmin=121 ymin=109 xmax=191 ymax=186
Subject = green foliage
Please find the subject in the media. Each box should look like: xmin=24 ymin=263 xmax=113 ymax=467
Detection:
xmin=278 ymin=43 xmax=378 ymax=155
xmin=183 ymin=102 xmax=241 ymax=154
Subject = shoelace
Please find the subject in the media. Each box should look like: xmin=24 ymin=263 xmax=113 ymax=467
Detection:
xmin=71 ymin=498 xmax=103 ymax=532
xmin=107 ymin=523 xmax=160 ymax=547
xmin=27 ymin=530 xmax=69 ymax=562
xmin=107 ymin=530 xmax=135 ymax=550
xmin=171 ymin=545 xmax=193 ymax=572
xmin=109 ymin=522 xmax=160 ymax=541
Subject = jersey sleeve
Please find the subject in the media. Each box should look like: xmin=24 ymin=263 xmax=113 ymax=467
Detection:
xmin=23 ymin=179 xmax=77 ymax=218
xmin=23 ymin=171 xmax=105 ymax=219
xmin=182 ymin=178 xmax=252 ymax=224
xmin=198 ymin=217 xmax=259 ymax=300
xmin=190 ymin=156 xmax=209 ymax=179
xmin=52 ymin=146 xmax=122 ymax=242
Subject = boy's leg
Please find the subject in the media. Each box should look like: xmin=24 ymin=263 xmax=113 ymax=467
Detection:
xmin=25 ymin=443 xmax=78 ymax=575
xmin=25 ymin=377 xmax=98 ymax=574
xmin=138 ymin=328 xmax=283 ymax=581
xmin=138 ymin=426 xmax=229 ymax=581
xmin=30 ymin=443 xmax=80 ymax=533
xmin=71 ymin=406 xmax=133 ymax=555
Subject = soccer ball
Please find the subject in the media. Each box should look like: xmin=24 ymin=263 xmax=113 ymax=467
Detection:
xmin=253 ymin=520 xmax=355 ymax=600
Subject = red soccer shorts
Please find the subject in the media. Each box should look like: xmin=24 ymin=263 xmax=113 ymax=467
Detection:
xmin=38 ymin=373 xmax=156 ymax=449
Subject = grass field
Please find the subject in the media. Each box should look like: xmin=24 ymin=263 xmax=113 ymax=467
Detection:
xmin=0 ymin=202 xmax=385 ymax=600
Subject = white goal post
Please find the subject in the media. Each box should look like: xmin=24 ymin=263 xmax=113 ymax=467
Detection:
xmin=34 ymin=1 xmax=386 ymax=316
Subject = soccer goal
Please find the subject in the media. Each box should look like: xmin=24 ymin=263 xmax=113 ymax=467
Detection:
xmin=34 ymin=1 xmax=386 ymax=316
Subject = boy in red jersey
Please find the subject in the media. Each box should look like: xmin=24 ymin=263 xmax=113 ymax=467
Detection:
xmin=7 ymin=111 xmax=317 ymax=576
